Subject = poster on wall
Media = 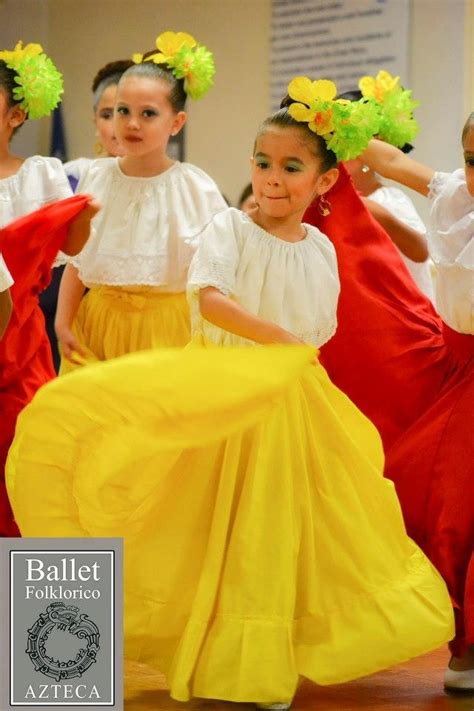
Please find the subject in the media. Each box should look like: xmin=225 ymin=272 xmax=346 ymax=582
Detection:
xmin=271 ymin=0 xmax=410 ymax=110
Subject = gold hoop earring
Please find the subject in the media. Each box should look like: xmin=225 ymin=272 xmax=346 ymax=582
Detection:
xmin=317 ymin=194 xmax=332 ymax=217
xmin=94 ymin=141 xmax=105 ymax=156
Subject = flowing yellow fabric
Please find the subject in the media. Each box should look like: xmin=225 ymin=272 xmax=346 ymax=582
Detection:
xmin=60 ymin=287 xmax=190 ymax=374
xmin=7 ymin=345 xmax=454 ymax=704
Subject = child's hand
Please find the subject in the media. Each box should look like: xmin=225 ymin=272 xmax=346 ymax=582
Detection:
xmin=62 ymin=196 xmax=101 ymax=256
xmin=56 ymin=325 xmax=86 ymax=365
xmin=75 ymin=195 xmax=101 ymax=223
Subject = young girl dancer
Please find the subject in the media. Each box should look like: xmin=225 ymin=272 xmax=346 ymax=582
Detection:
xmin=7 ymin=77 xmax=454 ymax=708
xmin=359 ymin=113 xmax=474 ymax=690
xmin=0 ymin=41 xmax=97 ymax=536
xmin=56 ymin=31 xmax=227 ymax=371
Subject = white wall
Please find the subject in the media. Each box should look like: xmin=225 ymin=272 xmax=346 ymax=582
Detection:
xmin=408 ymin=0 xmax=468 ymax=221
xmin=4 ymin=0 xmax=470 ymax=209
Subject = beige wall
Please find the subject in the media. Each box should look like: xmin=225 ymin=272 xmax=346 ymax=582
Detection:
xmin=46 ymin=0 xmax=270 ymax=206
xmin=6 ymin=0 xmax=471 ymax=209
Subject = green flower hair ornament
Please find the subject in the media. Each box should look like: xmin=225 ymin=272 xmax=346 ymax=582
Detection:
xmin=286 ymin=77 xmax=380 ymax=162
xmin=359 ymin=70 xmax=419 ymax=148
xmin=0 ymin=42 xmax=63 ymax=120
xmin=133 ymin=31 xmax=215 ymax=100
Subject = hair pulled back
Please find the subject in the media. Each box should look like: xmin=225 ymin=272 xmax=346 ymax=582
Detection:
xmin=120 ymin=51 xmax=187 ymax=113
xmin=462 ymin=112 xmax=474 ymax=144
xmin=0 ymin=61 xmax=20 ymax=107
xmin=255 ymin=96 xmax=337 ymax=173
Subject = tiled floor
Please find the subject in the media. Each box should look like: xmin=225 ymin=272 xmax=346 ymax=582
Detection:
xmin=124 ymin=646 xmax=474 ymax=710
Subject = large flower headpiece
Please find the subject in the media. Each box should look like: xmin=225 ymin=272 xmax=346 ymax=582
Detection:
xmin=0 ymin=41 xmax=63 ymax=119
xmin=133 ymin=31 xmax=215 ymax=100
xmin=286 ymin=76 xmax=380 ymax=161
xmin=358 ymin=70 xmax=419 ymax=148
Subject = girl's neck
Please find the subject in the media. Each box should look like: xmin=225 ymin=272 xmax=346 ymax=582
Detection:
xmin=250 ymin=208 xmax=307 ymax=243
xmin=118 ymin=153 xmax=175 ymax=178
xmin=0 ymin=146 xmax=24 ymax=180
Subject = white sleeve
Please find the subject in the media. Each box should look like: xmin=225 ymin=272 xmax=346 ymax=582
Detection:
xmin=0 ymin=253 xmax=13 ymax=291
xmin=187 ymin=209 xmax=240 ymax=297
xmin=38 ymin=157 xmax=74 ymax=203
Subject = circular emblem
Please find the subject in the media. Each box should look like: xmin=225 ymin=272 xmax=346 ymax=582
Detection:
xmin=26 ymin=602 xmax=100 ymax=681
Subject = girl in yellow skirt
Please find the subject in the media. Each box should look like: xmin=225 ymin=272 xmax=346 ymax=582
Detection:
xmin=7 ymin=77 xmax=454 ymax=709
xmin=55 ymin=31 xmax=227 ymax=373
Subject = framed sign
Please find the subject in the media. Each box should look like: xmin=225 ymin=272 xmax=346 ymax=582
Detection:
xmin=271 ymin=0 xmax=410 ymax=110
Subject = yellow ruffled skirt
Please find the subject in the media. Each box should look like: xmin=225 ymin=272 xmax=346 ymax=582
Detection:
xmin=60 ymin=287 xmax=190 ymax=374
xmin=7 ymin=345 xmax=454 ymax=704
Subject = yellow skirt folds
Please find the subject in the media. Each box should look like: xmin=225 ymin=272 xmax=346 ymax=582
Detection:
xmin=60 ymin=286 xmax=190 ymax=374
xmin=7 ymin=345 xmax=454 ymax=705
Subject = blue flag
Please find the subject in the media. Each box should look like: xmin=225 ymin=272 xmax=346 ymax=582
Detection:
xmin=50 ymin=104 xmax=68 ymax=162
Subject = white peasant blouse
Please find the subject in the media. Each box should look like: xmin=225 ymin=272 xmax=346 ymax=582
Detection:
xmin=72 ymin=158 xmax=227 ymax=291
xmin=0 ymin=156 xmax=72 ymax=227
xmin=428 ymin=170 xmax=474 ymax=334
xmin=0 ymin=156 xmax=73 ymax=270
xmin=187 ymin=208 xmax=340 ymax=347
xmin=370 ymin=185 xmax=435 ymax=303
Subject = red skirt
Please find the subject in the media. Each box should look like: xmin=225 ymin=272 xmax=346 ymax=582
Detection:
xmin=385 ymin=327 xmax=474 ymax=656
xmin=304 ymin=169 xmax=472 ymax=654
xmin=0 ymin=195 xmax=90 ymax=536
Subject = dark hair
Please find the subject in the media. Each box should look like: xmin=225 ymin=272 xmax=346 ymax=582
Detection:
xmin=92 ymin=59 xmax=134 ymax=109
xmin=255 ymin=97 xmax=337 ymax=173
xmin=462 ymin=112 xmax=474 ymax=144
xmin=0 ymin=61 xmax=20 ymax=107
xmin=120 ymin=51 xmax=187 ymax=112
xmin=337 ymin=88 xmax=414 ymax=154
xmin=238 ymin=183 xmax=253 ymax=208
xmin=0 ymin=60 xmax=26 ymax=136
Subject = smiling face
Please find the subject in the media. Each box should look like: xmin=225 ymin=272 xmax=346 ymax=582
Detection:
xmin=94 ymin=84 xmax=124 ymax=157
xmin=251 ymin=126 xmax=327 ymax=221
xmin=114 ymin=75 xmax=186 ymax=161
xmin=463 ymin=124 xmax=474 ymax=197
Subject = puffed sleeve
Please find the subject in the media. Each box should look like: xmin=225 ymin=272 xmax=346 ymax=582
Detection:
xmin=36 ymin=157 xmax=73 ymax=202
xmin=187 ymin=208 xmax=241 ymax=297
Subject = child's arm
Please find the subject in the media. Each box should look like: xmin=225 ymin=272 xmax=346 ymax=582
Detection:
xmin=61 ymin=196 xmax=100 ymax=256
xmin=199 ymin=287 xmax=304 ymax=345
xmin=362 ymin=197 xmax=429 ymax=262
xmin=55 ymin=264 xmax=87 ymax=362
xmin=0 ymin=288 xmax=12 ymax=340
xmin=360 ymin=139 xmax=435 ymax=197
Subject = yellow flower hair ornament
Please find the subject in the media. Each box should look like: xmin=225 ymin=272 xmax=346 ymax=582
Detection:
xmin=0 ymin=41 xmax=63 ymax=120
xmin=133 ymin=31 xmax=215 ymax=100
xmin=287 ymin=76 xmax=380 ymax=161
xmin=359 ymin=70 xmax=419 ymax=148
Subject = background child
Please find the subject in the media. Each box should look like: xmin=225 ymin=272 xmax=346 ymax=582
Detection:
xmin=339 ymin=78 xmax=434 ymax=302
xmin=64 ymin=57 xmax=133 ymax=189
xmin=41 ymin=57 xmax=133 ymax=372
xmin=360 ymin=113 xmax=474 ymax=690
xmin=55 ymin=31 xmax=227 ymax=372
xmin=0 ymin=41 xmax=97 ymax=536
xmin=7 ymin=77 xmax=454 ymax=709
